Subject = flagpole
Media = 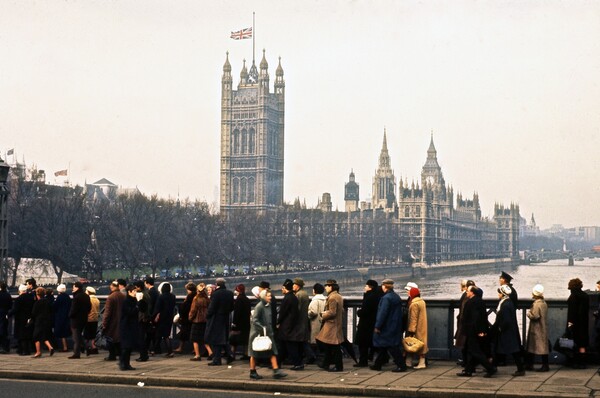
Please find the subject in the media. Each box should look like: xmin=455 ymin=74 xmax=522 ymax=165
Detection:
xmin=252 ymin=11 xmax=255 ymax=64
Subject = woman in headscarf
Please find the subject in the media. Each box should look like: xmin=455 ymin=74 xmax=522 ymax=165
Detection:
xmin=189 ymin=282 xmax=211 ymax=361
xmin=53 ymin=284 xmax=71 ymax=352
xmin=248 ymin=289 xmax=287 ymax=380
xmin=492 ymin=285 xmax=525 ymax=376
xmin=31 ymin=287 xmax=55 ymax=358
xmin=405 ymin=287 xmax=428 ymax=369
xmin=525 ymin=284 xmax=549 ymax=372
xmin=231 ymin=284 xmax=251 ymax=360
xmin=566 ymin=278 xmax=589 ymax=368
xmin=174 ymin=282 xmax=197 ymax=354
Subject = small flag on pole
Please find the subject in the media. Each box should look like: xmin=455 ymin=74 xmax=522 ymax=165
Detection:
xmin=6 ymin=148 xmax=14 ymax=156
xmin=54 ymin=169 xmax=68 ymax=177
xmin=230 ymin=27 xmax=252 ymax=40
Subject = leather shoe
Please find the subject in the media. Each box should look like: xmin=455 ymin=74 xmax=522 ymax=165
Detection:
xmin=457 ymin=370 xmax=472 ymax=377
xmin=68 ymin=355 xmax=80 ymax=359
xmin=328 ymin=367 xmax=343 ymax=372
xmin=512 ymin=370 xmax=526 ymax=377
xmin=290 ymin=365 xmax=304 ymax=371
xmin=536 ymin=366 xmax=549 ymax=372
xmin=353 ymin=362 xmax=368 ymax=368
xmin=135 ymin=358 xmax=148 ymax=362
xmin=369 ymin=365 xmax=382 ymax=371
xmin=392 ymin=366 xmax=407 ymax=372
xmin=208 ymin=361 xmax=222 ymax=366
xmin=483 ymin=367 xmax=497 ymax=378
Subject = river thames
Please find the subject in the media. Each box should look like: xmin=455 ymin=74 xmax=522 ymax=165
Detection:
xmin=392 ymin=257 xmax=600 ymax=300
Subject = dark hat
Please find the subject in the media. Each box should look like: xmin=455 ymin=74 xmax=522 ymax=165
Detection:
xmin=259 ymin=281 xmax=270 ymax=289
xmin=283 ymin=279 xmax=294 ymax=290
xmin=73 ymin=281 xmax=84 ymax=289
xmin=366 ymin=279 xmax=378 ymax=288
xmin=381 ymin=278 xmax=394 ymax=286
xmin=325 ymin=279 xmax=337 ymax=286
xmin=293 ymin=277 xmax=305 ymax=287
xmin=500 ymin=271 xmax=513 ymax=282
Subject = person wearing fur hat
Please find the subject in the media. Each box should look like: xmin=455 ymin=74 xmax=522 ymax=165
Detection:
xmin=525 ymin=284 xmax=549 ymax=372
xmin=566 ymin=278 xmax=589 ymax=368
xmin=405 ymin=287 xmax=428 ymax=369
xmin=354 ymin=279 xmax=381 ymax=367
xmin=9 ymin=284 xmax=34 ymax=355
xmin=492 ymin=285 xmax=525 ymax=376
xmin=53 ymin=283 xmax=72 ymax=352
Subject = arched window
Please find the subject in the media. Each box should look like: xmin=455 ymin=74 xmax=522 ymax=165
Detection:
xmin=405 ymin=206 xmax=410 ymax=218
xmin=416 ymin=205 xmax=421 ymax=218
xmin=240 ymin=177 xmax=247 ymax=203
xmin=241 ymin=129 xmax=248 ymax=154
xmin=232 ymin=129 xmax=240 ymax=154
xmin=248 ymin=177 xmax=255 ymax=203
xmin=232 ymin=178 xmax=240 ymax=203
xmin=248 ymin=128 xmax=255 ymax=154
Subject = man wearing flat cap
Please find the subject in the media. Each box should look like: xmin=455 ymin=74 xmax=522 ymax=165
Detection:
xmin=293 ymin=278 xmax=312 ymax=365
xmin=316 ymin=280 xmax=344 ymax=371
xmin=371 ymin=279 xmax=407 ymax=372
xmin=278 ymin=279 xmax=304 ymax=370
xmin=354 ymin=279 xmax=381 ymax=367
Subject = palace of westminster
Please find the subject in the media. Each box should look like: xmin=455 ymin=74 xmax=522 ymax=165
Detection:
xmin=219 ymin=51 xmax=519 ymax=264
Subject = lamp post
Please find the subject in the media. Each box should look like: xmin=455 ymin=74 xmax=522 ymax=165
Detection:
xmin=0 ymin=156 xmax=10 ymax=283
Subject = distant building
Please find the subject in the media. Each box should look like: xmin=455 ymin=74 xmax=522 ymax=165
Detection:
xmin=318 ymin=193 xmax=332 ymax=212
xmin=85 ymin=178 xmax=140 ymax=202
xmin=371 ymin=130 xmax=396 ymax=211
xmin=219 ymin=50 xmax=285 ymax=214
xmin=520 ymin=213 xmax=540 ymax=237
xmin=344 ymin=170 xmax=359 ymax=212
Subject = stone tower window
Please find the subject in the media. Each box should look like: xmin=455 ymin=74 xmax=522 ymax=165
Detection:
xmin=233 ymin=129 xmax=240 ymax=154
xmin=248 ymin=177 xmax=255 ymax=203
xmin=248 ymin=128 xmax=255 ymax=154
xmin=405 ymin=206 xmax=410 ymax=218
xmin=241 ymin=129 xmax=248 ymax=154
xmin=416 ymin=205 xmax=421 ymax=218
xmin=232 ymin=178 xmax=240 ymax=203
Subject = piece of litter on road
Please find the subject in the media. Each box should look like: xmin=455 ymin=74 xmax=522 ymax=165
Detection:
xmin=137 ymin=382 xmax=145 ymax=387
xmin=227 ymin=365 xmax=232 ymax=369
xmin=274 ymin=393 xmax=281 ymax=395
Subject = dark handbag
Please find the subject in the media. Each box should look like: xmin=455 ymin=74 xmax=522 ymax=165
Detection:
xmin=553 ymin=328 xmax=575 ymax=355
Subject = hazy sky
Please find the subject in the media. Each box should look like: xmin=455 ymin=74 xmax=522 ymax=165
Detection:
xmin=1 ymin=1 xmax=599 ymax=229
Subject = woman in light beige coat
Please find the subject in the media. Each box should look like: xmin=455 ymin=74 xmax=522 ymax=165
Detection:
xmin=525 ymin=284 xmax=549 ymax=372
xmin=316 ymin=280 xmax=344 ymax=371
xmin=406 ymin=287 xmax=428 ymax=369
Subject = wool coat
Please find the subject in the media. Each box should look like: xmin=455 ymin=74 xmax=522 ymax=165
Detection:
xmin=0 ymin=290 xmax=13 ymax=341
xmin=567 ymin=288 xmax=589 ymax=348
xmin=295 ymin=289 xmax=311 ymax=342
xmin=119 ymin=295 xmax=141 ymax=349
xmin=526 ymin=297 xmax=549 ymax=355
xmin=277 ymin=291 xmax=304 ymax=342
xmin=102 ymin=290 xmax=125 ymax=342
xmin=153 ymin=292 xmax=176 ymax=338
xmin=407 ymin=296 xmax=428 ymax=354
xmin=69 ymin=289 xmax=91 ymax=330
xmin=189 ymin=294 xmax=209 ymax=323
xmin=307 ymin=294 xmax=326 ymax=344
xmin=178 ymin=292 xmax=195 ymax=341
xmin=493 ymin=298 xmax=521 ymax=355
xmin=204 ymin=286 xmax=234 ymax=346
xmin=373 ymin=289 xmax=403 ymax=348
xmin=316 ymin=290 xmax=344 ymax=345
xmin=355 ymin=288 xmax=382 ymax=346
xmin=53 ymin=292 xmax=72 ymax=338
xmin=232 ymin=292 xmax=251 ymax=344
xmin=454 ymin=291 xmax=468 ymax=348
xmin=248 ymin=299 xmax=278 ymax=358
xmin=31 ymin=297 xmax=53 ymax=342
xmin=10 ymin=293 xmax=34 ymax=340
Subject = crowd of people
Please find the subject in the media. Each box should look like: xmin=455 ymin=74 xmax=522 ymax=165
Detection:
xmin=0 ymin=272 xmax=596 ymax=379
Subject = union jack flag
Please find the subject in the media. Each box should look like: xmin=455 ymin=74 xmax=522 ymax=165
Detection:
xmin=230 ymin=27 xmax=252 ymax=40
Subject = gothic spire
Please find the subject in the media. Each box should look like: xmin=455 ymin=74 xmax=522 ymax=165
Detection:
xmin=378 ymin=128 xmax=390 ymax=169
xmin=223 ymin=51 xmax=231 ymax=73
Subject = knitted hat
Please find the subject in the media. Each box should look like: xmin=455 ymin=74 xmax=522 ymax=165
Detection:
xmin=86 ymin=286 xmax=96 ymax=295
xmin=408 ymin=287 xmax=420 ymax=299
xmin=532 ymin=284 xmax=544 ymax=297
xmin=57 ymin=284 xmax=67 ymax=293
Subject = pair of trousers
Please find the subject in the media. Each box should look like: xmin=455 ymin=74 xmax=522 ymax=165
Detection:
xmin=70 ymin=326 xmax=84 ymax=356
xmin=373 ymin=345 xmax=404 ymax=368
xmin=120 ymin=348 xmax=132 ymax=369
xmin=320 ymin=342 xmax=342 ymax=370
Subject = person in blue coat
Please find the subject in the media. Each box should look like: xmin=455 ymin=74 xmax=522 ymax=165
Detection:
xmin=370 ymin=279 xmax=407 ymax=372
xmin=53 ymin=284 xmax=72 ymax=352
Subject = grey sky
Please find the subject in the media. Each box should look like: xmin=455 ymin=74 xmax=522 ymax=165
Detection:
xmin=1 ymin=0 xmax=599 ymax=229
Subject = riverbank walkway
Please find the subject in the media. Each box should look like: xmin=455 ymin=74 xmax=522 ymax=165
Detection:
xmin=0 ymin=352 xmax=598 ymax=397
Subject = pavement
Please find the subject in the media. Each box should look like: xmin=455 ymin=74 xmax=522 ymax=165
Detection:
xmin=0 ymin=351 xmax=599 ymax=398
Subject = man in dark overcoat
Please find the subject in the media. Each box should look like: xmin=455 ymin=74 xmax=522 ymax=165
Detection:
xmin=370 ymin=279 xmax=406 ymax=372
xmin=567 ymin=277 xmax=589 ymax=368
xmin=0 ymin=282 xmax=13 ymax=353
xmin=9 ymin=284 xmax=34 ymax=355
xmin=205 ymin=278 xmax=234 ymax=365
xmin=102 ymin=281 xmax=125 ymax=360
xmin=355 ymin=279 xmax=381 ymax=367
xmin=277 ymin=279 xmax=304 ymax=369
xmin=69 ymin=281 xmax=91 ymax=359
